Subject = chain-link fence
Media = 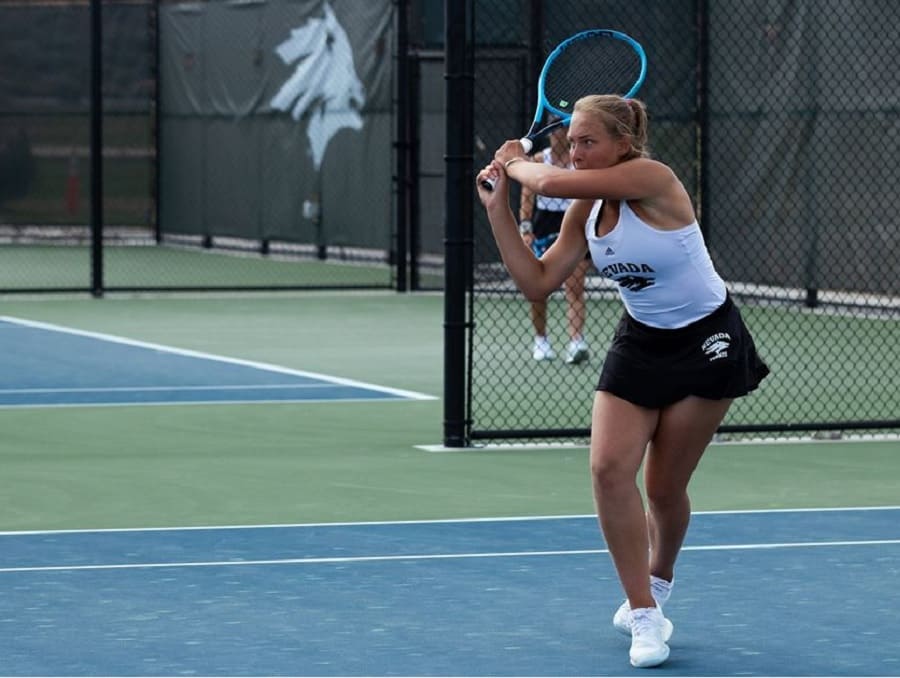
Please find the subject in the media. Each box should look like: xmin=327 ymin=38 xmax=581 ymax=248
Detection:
xmin=0 ymin=0 xmax=156 ymax=292
xmin=0 ymin=0 xmax=412 ymax=292
xmin=457 ymin=0 xmax=900 ymax=444
xmin=3 ymin=0 xmax=898 ymax=442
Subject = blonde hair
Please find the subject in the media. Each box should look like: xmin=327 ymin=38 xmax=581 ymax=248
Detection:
xmin=572 ymin=95 xmax=649 ymax=159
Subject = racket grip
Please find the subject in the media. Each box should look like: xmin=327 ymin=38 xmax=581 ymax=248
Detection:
xmin=479 ymin=137 xmax=533 ymax=191
xmin=480 ymin=176 xmax=497 ymax=191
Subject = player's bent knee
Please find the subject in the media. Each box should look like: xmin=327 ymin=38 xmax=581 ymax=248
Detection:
xmin=590 ymin=455 xmax=636 ymax=493
xmin=644 ymin=485 xmax=688 ymax=511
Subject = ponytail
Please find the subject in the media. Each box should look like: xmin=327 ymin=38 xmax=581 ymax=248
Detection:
xmin=625 ymin=98 xmax=649 ymax=159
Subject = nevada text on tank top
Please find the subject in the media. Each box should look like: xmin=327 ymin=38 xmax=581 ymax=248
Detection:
xmin=586 ymin=200 xmax=726 ymax=329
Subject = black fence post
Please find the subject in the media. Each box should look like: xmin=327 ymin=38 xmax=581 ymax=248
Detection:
xmin=442 ymin=0 xmax=474 ymax=447
xmin=394 ymin=0 xmax=410 ymax=292
xmin=696 ymin=0 xmax=710 ymax=237
xmin=90 ymin=0 xmax=104 ymax=298
xmin=152 ymin=0 xmax=162 ymax=245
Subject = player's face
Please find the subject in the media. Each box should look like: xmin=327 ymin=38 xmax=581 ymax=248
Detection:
xmin=567 ymin=112 xmax=628 ymax=170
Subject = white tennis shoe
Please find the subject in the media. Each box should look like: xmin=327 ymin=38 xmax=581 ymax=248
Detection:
xmin=532 ymin=336 xmax=556 ymax=361
xmin=564 ymin=338 xmax=589 ymax=364
xmin=629 ymin=606 xmax=671 ymax=668
xmin=613 ymin=575 xmax=673 ymax=639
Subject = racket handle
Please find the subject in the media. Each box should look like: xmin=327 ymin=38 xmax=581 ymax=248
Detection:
xmin=479 ymin=137 xmax=535 ymax=191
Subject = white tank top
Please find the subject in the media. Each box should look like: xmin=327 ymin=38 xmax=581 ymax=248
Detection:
xmin=586 ymin=200 xmax=726 ymax=328
xmin=536 ymin=153 xmax=572 ymax=213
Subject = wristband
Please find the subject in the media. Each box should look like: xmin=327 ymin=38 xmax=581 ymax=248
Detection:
xmin=518 ymin=220 xmax=533 ymax=235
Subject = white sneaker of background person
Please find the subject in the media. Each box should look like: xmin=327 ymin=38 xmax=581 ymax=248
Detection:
xmin=564 ymin=337 xmax=589 ymax=364
xmin=629 ymin=606 xmax=671 ymax=668
xmin=613 ymin=575 xmax=674 ymax=640
xmin=532 ymin=335 xmax=555 ymax=361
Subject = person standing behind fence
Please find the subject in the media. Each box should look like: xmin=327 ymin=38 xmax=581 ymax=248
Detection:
xmin=517 ymin=127 xmax=591 ymax=364
xmin=475 ymin=94 xmax=769 ymax=668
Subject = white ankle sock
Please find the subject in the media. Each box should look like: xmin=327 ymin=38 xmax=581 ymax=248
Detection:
xmin=650 ymin=575 xmax=673 ymax=605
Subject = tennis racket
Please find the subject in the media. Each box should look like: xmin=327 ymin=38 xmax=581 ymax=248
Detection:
xmin=481 ymin=29 xmax=647 ymax=191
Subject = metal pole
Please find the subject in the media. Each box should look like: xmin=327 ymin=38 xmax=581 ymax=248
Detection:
xmin=89 ymin=0 xmax=104 ymax=297
xmin=528 ymin=0 xmax=542 ymax=94
xmin=394 ymin=0 xmax=410 ymax=291
xmin=409 ymin=53 xmax=422 ymax=291
xmin=442 ymin=0 xmax=474 ymax=447
xmin=152 ymin=0 xmax=162 ymax=244
xmin=696 ymin=0 xmax=710 ymax=239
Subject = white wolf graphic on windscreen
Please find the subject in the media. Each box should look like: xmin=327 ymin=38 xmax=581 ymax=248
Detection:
xmin=270 ymin=2 xmax=365 ymax=170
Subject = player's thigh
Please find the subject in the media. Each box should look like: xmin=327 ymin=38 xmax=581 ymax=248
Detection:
xmin=644 ymin=396 xmax=733 ymax=495
xmin=590 ymin=391 xmax=658 ymax=482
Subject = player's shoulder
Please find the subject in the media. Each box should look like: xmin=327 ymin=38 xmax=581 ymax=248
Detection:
xmin=566 ymin=198 xmax=596 ymax=218
xmin=622 ymin=157 xmax=681 ymax=189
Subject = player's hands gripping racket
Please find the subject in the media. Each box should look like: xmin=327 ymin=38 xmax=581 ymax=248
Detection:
xmin=481 ymin=29 xmax=647 ymax=191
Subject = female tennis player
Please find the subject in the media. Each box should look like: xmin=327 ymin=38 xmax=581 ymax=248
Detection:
xmin=476 ymin=94 xmax=769 ymax=668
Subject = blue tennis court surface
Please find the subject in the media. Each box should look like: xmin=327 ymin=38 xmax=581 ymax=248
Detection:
xmin=0 ymin=316 xmax=434 ymax=407
xmin=1 ymin=507 xmax=898 ymax=676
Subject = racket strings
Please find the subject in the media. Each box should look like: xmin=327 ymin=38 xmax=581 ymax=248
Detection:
xmin=543 ymin=38 xmax=643 ymax=114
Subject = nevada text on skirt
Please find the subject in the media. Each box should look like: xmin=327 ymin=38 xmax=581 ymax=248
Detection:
xmin=596 ymin=294 xmax=770 ymax=408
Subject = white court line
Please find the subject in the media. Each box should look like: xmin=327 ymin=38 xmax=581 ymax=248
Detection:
xmin=0 ymin=397 xmax=415 ymax=411
xmin=0 ymin=315 xmax=436 ymax=401
xmin=417 ymin=434 xmax=900 ymax=452
xmin=1 ymin=505 xmax=898 ymax=536
xmin=0 ymin=383 xmax=354 ymax=395
xmin=1 ymin=538 xmax=899 ymax=575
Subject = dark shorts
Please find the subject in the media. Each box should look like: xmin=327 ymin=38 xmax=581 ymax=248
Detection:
xmin=596 ymin=295 xmax=770 ymax=408
xmin=530 ymin=209 xmax=563 ymax=258
xmin=532 ymin=208 xmax=564 ymax=239
xmin=529 ymin=209 xmax=590 ymax=260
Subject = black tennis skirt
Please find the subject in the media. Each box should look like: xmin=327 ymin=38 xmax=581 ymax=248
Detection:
xmin=596 ymin=295 xmax=770 ymax=408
